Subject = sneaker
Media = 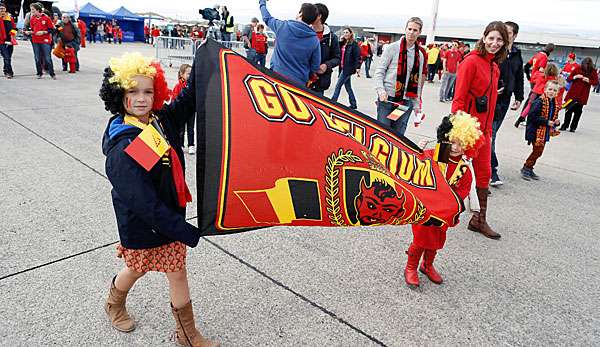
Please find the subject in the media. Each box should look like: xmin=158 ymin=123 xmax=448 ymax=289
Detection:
xmin=51 ymin=75 xmax=57 ymax=80
xmin=36 ymin=75 xmax=42 ymax=79
xmin=490 ymin=173 xmax=504 ymax=187
xmin=188 ymin=146 xmax=195 ymax=155
xmin=529 ymin=169 xmax=540 ymax=180
xmin=520 ymin=168 xmax=531 ymax=181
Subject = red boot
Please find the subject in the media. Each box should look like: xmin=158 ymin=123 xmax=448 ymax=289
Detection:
xmin=404 ymin=243 xmax=424 ymax=287
xmin=419 ymin=250 xmax=443 ymax=284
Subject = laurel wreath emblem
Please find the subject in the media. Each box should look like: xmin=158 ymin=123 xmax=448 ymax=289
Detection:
xmin=325 ymin=149 xmax=362 ymax=226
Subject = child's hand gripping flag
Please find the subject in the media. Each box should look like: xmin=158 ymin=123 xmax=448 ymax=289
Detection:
xmin=124 ymin=124 xmax=169 ymax=171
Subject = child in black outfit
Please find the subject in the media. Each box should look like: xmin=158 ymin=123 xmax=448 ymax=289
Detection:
xmin=521 ymin=80 xmax=561 ymax=180
xmin=100 ymin=52 xmax=219 ymax=346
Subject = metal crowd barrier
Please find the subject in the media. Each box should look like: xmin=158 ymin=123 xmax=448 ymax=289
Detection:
xmin=155 ymin=36 xmax=246 ymax=68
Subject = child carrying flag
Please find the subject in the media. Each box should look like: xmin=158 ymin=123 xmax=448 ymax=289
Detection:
xmin=405 ymin=112 xmax=482 ymax=287
xmin=100 ymin=53 xmax=219 ymax=346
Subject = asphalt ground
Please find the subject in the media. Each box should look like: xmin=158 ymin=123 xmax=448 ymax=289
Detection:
xmin=1 ymin=40 xmax=599 ymax=346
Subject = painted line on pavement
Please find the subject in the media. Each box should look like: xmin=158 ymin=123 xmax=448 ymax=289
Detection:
xmin=2 ymin=108 xmax=387 ymax=344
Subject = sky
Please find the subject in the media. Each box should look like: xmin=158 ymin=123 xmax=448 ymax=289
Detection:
xmin=56 ymin=0 xmax=600 ymax=37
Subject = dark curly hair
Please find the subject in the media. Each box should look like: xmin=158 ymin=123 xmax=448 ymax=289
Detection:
xmin=99 ymin=62 xmax=170 ymax=116
xmin=99 ymin=67 xmax=125 ymax=116
xmin=436 ymin=115 xmax=453 ymax=143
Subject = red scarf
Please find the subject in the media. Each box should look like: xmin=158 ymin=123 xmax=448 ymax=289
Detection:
xmin=395 ymin=37 xmax=423 ymax=100
xmin=169 ymin=147 xmax=192 ymax=208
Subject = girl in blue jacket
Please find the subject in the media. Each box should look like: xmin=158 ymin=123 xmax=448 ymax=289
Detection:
xmin=100 ymin=53 xmax=218 ymax=346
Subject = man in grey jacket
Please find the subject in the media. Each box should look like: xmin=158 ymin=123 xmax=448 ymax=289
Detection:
xmin=374 ymin=17 xmax=427 ymax=137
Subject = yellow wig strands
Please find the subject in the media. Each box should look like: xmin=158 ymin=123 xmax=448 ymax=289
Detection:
xmin=109 ymin=53 xmax=157 ymax=90
xmin=447 ymin=111 xmax=482 ymax=150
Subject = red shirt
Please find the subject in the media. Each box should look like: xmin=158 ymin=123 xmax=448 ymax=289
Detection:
xmin=30 ymin=14 xmax=54 ymax=44
xmin=444 ymin=50 xmax=461 ymax=73
xmin=531 ymin=74 xmax=557 ymax=95
xmin=144 ymin=25 xmax=150 ymax=35
xmin=151 ymin=28 xmax=160 ymax=37
xmin=251 ymin=32 xmax=268 ymax=54
xmin=562 ymin=62 xmax=578 ymax=75
xmin=452 ymin=52 xmax=499 ymax=135
xmin=528 ymin=51 xmax=548 ymax=80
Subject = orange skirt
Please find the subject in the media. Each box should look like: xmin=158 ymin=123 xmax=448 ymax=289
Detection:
xmin=116 ymin=241 xmax=187 ymax=273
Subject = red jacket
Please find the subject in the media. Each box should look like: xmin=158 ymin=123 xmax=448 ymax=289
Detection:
xmin=411 ymin=151 xmax=472 ymax=250
xmin=0 ymin=13 xmax=17 ymax=44
xmin=170 ymin=79 xmax=187 ymax=102
xmin=29 ymin=14 xmax=54 ymax=44
xmin=77 ymin=19 xmax=87 ymax=35
xmin=565 ymin=66 xmax=599 ymax=105
xmin=451 ymin=52 xmax=499 ymax=135
xmin=531 ymin=74 xmax=556 ymax=95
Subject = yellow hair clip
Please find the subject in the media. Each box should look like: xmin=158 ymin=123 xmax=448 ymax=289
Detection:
xmin=109 ymin=52 xmax=157 ymax=90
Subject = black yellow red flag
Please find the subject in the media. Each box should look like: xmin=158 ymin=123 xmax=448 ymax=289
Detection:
xmin=194 ymin=40 xmax=464 ymax=235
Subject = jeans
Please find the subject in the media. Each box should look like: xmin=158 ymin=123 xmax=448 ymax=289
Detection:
xmin=245 ymin=48 xmax=256 ymax=62
xmin=363 ymin=57 xmax=372 ymax=77
xmin=0 ymin=43 xmax=14 ymax=75
xmin=32 ymin=43 xmax=55 ymax=76
xmin=439 ymin=72 xmax=456 ymax=101
xmin=376 ymin=98 xmax=414 ymax=137
xmin=331 ymin=73 xmax=357 ymax=108
xmin=491 ymin=100 xmax=510 ymax=176
xmin=255 ymin=53 xmax=266 ymax=67
xmin=427 ymin=64 xmax=436 ymax=81
xmin=179 ymin=113 xmax=196 ymax=147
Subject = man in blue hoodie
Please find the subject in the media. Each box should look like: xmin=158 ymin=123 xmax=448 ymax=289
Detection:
xmin=259 ymin=0 xmax=321 ymax=86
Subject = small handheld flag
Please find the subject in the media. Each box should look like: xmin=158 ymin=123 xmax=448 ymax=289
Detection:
xmin=124 ymin=125 xmax=169 ymax=171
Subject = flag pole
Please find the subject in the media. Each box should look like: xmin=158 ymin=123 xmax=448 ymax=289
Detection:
xmin=426 ymin=0 xmax=440 ymax=45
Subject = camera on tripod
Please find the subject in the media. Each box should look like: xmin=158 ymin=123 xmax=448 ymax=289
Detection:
xmin=199 ymin=7 xmax=221 ymax=25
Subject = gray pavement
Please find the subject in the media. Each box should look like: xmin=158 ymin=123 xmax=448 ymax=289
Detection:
xmin=1 ymin=41 xmax=599 ymax=346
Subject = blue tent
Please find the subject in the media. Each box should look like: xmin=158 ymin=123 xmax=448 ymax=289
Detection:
xmin=78 ymin=2 xmax=111 ymax=21
xmin=111 ymin=6 xmax=144 ymax=42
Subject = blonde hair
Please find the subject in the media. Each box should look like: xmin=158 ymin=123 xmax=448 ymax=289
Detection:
xmin=109 ymin=52 xmax=157 ymax=90
xmin=448 ymin=111 xmax=483 ymax=150
xmin=178 ymin=63 xmax=192 ymax=81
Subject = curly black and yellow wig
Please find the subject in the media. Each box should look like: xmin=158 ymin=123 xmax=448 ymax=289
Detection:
xmin=99 ymin=52 xmax=170 ymax=116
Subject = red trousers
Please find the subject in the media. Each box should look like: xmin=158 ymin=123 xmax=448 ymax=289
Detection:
xmin=412 ymin=224 xmax=448 ymax=250
xmin=524 ymin=144 xmax=545 ymax=169
xmin=65 ymin=57 xmax=76 ymax=73
xmin=472 ymin=134 xmax=492 ymax=189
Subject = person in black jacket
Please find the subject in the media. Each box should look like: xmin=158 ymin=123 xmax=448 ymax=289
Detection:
xmin=310 ymin=3 xmax=340 ymax=94
xmin=331 ymin=27 xmax=360 ymax=109
xmin=490 ymin=21 xmax=524 ymax=187
xmin=99 ymin=53 xmax=218 ymax=346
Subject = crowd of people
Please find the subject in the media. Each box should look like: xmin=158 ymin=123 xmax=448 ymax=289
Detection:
xmin=2 ymin=1 xmax=599 ymax=345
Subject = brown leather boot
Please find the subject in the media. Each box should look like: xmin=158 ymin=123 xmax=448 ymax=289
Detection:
xmin=468 ymin=188 xmax=501 ymax=239
xmin=104 ymin=276 xmax=136 ymax=332
xmin=171 ymin=301 xmax=220 ymax=347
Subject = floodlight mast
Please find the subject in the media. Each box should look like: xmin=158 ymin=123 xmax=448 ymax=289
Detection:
xmin=426 ymin=0 xmax=440 ymax=45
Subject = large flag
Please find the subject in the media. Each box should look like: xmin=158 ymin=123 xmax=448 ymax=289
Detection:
xmin=193 ymin=40 xmax=464 ymax=236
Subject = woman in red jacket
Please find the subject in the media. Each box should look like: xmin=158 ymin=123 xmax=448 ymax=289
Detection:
xmin=451 ymin=21 xmax=508 ymax=240
xmin=560 ymin=57 xmax=599 ymax=132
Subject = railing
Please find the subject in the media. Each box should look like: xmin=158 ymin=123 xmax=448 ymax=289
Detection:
xmin=155 ymin=36 xmax=246 ymax=67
